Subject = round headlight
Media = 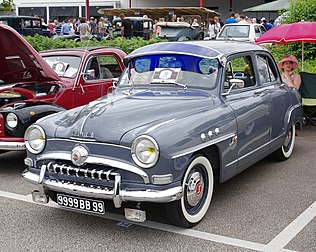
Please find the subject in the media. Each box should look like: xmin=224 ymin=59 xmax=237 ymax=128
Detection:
xmin=25 ymin=125 xmax=46 ymax=154
xmin=131 ymin=135 xmax=159 ymax=168
xmin=6 ymin=113 xmax=18 ymax=129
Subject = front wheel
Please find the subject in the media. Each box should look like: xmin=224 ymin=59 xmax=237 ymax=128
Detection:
xmin=273 ymin=124 xmax=295 ymax=161
xmin=166 ymin=155 xmax=214 ymax=227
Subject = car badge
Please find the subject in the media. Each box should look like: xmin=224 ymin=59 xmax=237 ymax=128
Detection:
xmin=71 ymin=146 xmax=89 ymax=166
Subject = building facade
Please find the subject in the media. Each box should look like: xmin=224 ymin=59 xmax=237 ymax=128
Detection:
xmin=12 ymin=0 xmax=277 ymax=22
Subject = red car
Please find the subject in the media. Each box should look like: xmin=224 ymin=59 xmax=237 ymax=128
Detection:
xmin=0 ymin=24 xmax=126 ymax=153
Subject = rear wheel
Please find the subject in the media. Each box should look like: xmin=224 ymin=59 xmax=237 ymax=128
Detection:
xmin=274 ymin=124 xmax=295 ymax=161
xmin=166 ymin=155 xmax=214 ymax=227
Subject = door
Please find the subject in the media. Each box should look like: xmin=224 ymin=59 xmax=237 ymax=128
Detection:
xmin=223 ymin=54 xmax=272 ymax=169
xmin=74 ymin=54 xmax=122 ymax=107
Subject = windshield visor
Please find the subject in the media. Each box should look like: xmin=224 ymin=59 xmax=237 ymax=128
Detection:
xmin=119 ymin=54 xmax=220 ymax=89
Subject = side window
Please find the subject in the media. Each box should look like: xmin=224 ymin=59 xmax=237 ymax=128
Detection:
xmin=256 ymin=55 xmax=277 ymax=84
xmin=85 ymin=57 xmax=100 ymax=80
xmin=85 ymin=55 xmax=122 ymax=81
xmin=254 ymin=26 xmax=261 ymax=37
xmin=225 ymin=55 xmax=256 ymax=90
xmin=260 ymin=26 xmax=266 ymax=35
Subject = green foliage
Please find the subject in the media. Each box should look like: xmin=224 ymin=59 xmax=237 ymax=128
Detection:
xmin=24 ymin=34 xmax=316 ymax=74
xmin=1 ymin=0 xmax=14 ymax=14
xmin=24 ymin=35 xmax=167 ymax=54
xmin=267 ymin=44 xmax=316 ymax=73
xmin=276 ymin=0 xmax=316 ymax=63
xmin=284 ymin=0 xmax=316 ymax=23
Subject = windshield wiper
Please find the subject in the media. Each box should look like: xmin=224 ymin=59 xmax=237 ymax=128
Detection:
xmin=151 ymin=81 xmax=187 ymax=90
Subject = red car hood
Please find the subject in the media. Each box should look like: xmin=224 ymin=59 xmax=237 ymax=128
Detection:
xmin=0 ymin=24 xmax=61 ymax=85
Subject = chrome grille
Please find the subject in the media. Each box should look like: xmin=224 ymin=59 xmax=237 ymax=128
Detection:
xmin=46 ymin=162 xmax=117 ymax=181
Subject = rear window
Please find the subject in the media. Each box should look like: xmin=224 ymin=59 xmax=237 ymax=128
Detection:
xmin=218 ymin=25 xmax=250 ymax=38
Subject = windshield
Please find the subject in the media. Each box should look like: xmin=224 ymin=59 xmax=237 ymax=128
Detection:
xmin=218 ymin=25 xmax=250 ymax=38
xmin=119 ymin=54 xmax=219 ymax=89
xmin=42 ymin=55 xmax=81 ymax=78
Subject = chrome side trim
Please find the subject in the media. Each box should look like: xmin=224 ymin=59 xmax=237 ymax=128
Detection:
xmin=287 ymin=104 xmax=301 ymax=124
xmin=22 ymin=170 xmax=183 ymax=206
xmin=171 ymin=133 xmax=236 ymax=159
xmin=35 ymin=152 xmax=150 ymax=184
xmin=47 ymin=138 xmax=131 ymax=150
xmin=0 ymin=141 xmax=25 ymax=150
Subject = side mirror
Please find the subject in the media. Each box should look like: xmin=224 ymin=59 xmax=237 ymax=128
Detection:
xmin=82 ymin=69 xmax=95 ymax=81
xmin=222 ymin=79 xmax=245 ymax=96
xmin=230 ymin=78 xmax=245 ymax=88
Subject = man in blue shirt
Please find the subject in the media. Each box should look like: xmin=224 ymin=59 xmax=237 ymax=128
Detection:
xmin=61 ymin=21 xmax=70 ymax=35
xmin=225 ymin=12 xmax=237 ymax=24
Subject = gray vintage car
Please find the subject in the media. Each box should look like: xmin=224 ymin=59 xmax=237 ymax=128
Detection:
xmin=22 ymin=41 xmax=302 ymax=227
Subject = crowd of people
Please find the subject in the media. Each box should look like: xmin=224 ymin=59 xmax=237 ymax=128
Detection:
xmin=43 ymin=16 xmax=114 ymax=41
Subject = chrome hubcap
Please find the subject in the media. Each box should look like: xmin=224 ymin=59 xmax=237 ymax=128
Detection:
xmin=186 ymin=171 xmax=204 ymax=207
xmin=284 ymin=129 xmax=292 ymax=148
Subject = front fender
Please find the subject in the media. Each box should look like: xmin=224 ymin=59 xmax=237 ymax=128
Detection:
xmin=1 ymin=102 xmax=66 ymax=138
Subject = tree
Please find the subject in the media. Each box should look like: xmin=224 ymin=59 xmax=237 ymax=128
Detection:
xmin=1 ymin=0 xmax=14 ymax=14
xmin=284 ymin=0 xmax=316 ymax=23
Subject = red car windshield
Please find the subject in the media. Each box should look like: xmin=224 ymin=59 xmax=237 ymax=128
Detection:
xmin=42 ymin=55 xmax=81 ymax=78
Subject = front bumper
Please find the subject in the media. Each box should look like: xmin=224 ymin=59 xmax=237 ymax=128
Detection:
xmin=22 ymin=168 xmax=183 ymax=208
xmin=0 ymin=138 xmax=25 ymax=150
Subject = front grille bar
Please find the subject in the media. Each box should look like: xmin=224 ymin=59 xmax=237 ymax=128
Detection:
xmin=46 ymin=162 xmax=116 ymax=181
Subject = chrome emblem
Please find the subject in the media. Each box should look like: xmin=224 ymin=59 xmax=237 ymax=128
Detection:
xmin=71 ymin=146 xmax=89 ymax=166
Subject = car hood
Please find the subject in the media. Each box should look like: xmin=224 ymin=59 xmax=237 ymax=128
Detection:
xmin=0 ymin=24 xmax=61 ymax=85
xmin=53 ymin=88 xmax=215 ymax=144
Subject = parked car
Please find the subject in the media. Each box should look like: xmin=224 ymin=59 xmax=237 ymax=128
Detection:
xmin=157 ymin=21 xmax=204 ymax=41
xmin=0 ymin=15 xmax=50 ymax=36
xmin=22 ymin=40 xmax=302 ymax=227
xmin=98 ymin=7 xmax=219 ymax=41
xmin=216 ymin=23 xmax=267 ymax=42
xmin=0 ymin=24 xmax=126 ymax=153
xmin=112 ymin=16 xmax=154 ymax=40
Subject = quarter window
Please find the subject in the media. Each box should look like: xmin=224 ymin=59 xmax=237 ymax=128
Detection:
xmin=256 ymin=55 xmax=277 ymax=84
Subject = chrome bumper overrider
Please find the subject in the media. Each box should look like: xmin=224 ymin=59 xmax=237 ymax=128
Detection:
xmin=22 ymin=169 xmax=183 ymax=208
xmin=0 ymin=141 xmax=25 ymax=150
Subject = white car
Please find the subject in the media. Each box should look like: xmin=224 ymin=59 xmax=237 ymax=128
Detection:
xmin=216 ymin=23 xmax=266 ymax=42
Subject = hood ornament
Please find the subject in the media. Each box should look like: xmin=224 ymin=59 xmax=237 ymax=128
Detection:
xmin=71 ymin=146 xmax=89 ymax=166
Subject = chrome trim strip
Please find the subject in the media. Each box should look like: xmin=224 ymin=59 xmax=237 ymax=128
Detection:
xmin=0 ymin=141 xmax=25 ymax=150
xmin=47 ymin=138 xmax=131 ymax=150
xmin=22 ymin=170 xmax=183 ymax=205
xmin=35 ymin=152 xmax=150 ymax=184
xmin=171 ymin=133 xmax=236 ymax=159
xmin=287 ymin=104 xmax=301 ymax=124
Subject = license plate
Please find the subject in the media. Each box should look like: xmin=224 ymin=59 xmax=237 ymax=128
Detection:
xmin=57 ymin=194 xmax=105 ymax=215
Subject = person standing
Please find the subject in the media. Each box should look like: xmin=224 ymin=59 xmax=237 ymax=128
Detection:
xmin=225 ymin=12 xmax=237 ymax=24
xmin=61 ymin=20 xmax=70 ymax=35
xmin=89 ymin=17 xmax=97 ymax=35
xmin=78 ymin=17 xmax=90 ymax=42
xmin=119 ymin=13 xmax=132 ymax=39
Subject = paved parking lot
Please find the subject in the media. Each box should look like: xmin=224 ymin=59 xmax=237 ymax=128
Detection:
xmin=0 ymin=125 xmax=315 ymax=252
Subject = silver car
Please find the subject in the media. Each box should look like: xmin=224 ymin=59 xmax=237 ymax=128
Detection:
xmin=23 ymin=41 xmax=302 ymax=228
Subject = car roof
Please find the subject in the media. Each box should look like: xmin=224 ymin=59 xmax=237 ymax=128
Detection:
xmin=0 ymin=15 xmax=41 ymax=20
xmin=39 ymin=46 xmax=125 ymax=56
xmin=222 ymin=23 xmax=263 ymax=27
xmin=125 ymin=40 xmax=267 ymax=64
xmin=113 ymin=17 xmax=153 ymax=21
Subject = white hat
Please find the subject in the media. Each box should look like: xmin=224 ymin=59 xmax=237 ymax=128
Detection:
xmin=261 ymin=17 xmax=266 ymax=21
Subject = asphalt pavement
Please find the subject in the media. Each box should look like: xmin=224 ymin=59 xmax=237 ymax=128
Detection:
xmin=0 ymin=125 xmax=315 ymax=252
